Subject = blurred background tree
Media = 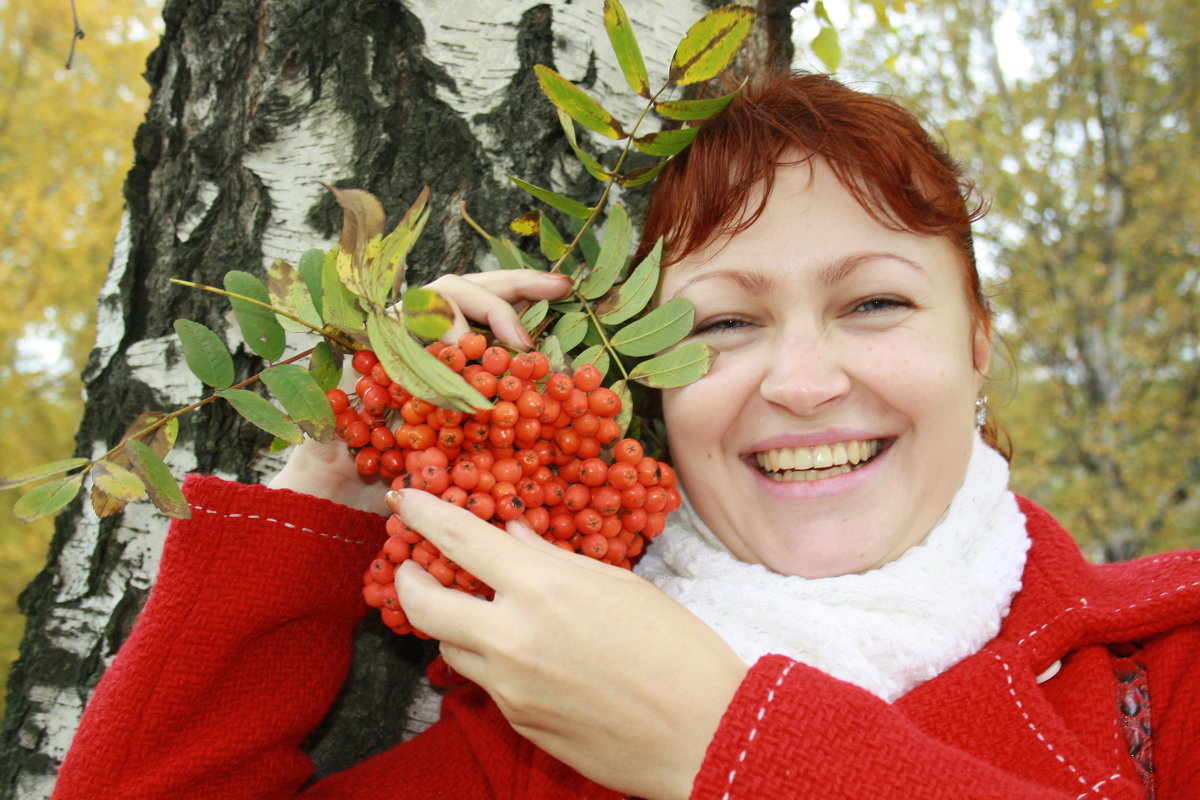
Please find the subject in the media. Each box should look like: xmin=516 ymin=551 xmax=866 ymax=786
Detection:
xmin=0 ymin=0 xmax=161 ymax=717
xmin=798 ymin=0 xmax=1199 ymax=561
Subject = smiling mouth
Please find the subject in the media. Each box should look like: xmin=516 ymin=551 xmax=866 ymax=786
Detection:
xmin=753 ymin=439 xmax=884 ymax=482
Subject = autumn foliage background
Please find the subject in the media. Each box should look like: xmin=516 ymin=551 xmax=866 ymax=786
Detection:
xmin=0 ymin=1 xmax=161 ymax=713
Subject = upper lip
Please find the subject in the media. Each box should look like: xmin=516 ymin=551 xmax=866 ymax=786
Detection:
xmin=746 ymin=430 xmax=886 ymax=453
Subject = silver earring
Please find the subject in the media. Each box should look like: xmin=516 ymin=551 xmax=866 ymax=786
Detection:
xmin=975 ymin=396 xmax=988 ymax=428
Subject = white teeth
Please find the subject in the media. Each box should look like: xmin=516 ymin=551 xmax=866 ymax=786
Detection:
xmin=754 ymin=439 xmax=880 ymax=480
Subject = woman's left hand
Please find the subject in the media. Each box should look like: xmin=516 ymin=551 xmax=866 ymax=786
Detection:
xmin=389 ymin=488 xmax=748 ymax=800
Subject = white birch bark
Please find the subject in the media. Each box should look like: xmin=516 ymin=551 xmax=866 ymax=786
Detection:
xmin=0 ymin=1 xmax=716 ymax=796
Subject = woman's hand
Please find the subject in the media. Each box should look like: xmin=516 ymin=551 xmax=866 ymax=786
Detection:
xmin=389 ymin=488 xmax=748 ymax=800
xmin=267 ymin=270 xmax=572 ymax=512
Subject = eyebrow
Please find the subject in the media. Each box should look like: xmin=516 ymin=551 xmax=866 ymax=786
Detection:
xmin=670 ymin=268 xmax=776 ymax=298
xmin=818 ymin=252 xmax=926 ymax=288
xmin=671 ymin=252 xmax=926 ymax=298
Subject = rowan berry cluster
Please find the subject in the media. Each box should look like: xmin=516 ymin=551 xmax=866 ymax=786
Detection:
xmin=336 ymin=333 xmax=680 ymax=636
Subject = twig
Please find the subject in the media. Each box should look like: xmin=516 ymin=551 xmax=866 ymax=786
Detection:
xmin=66 ymin=0 xmax=85 ymax=69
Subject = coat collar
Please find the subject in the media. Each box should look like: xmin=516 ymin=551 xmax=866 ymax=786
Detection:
xmin=999 ymin=496 xmax=1200 ymax=670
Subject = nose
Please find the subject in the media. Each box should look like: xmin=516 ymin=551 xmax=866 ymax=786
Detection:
xmin=758 ymin=333 xmax=851 ymax=417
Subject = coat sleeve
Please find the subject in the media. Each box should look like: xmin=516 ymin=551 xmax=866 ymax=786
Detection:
xmin=50 ymin=474 xmax=506 ymax=800
xmin=689 ymin=652 xmax=1160 ymax=800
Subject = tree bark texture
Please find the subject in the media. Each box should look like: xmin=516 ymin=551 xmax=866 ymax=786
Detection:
xmin=0 ymin=1 xmax=797 ymax=796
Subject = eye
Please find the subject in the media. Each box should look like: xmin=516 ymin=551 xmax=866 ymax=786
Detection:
xmin=853 ymin=296 xmax=912 ymax=314
xmin=692 ymin=316 xmax=751 ymax=336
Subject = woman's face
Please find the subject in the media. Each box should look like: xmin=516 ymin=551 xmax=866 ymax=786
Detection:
xmin=659 ymin=158 xmax=990 ymax=578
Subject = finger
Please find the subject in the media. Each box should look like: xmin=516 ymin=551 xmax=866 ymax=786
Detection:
xmin=427 ymin=272 xmax=572 ymax=349
xmin=437 ymin=640 xmax=489 ymax=686
xmin=388 ymin=489 xmax=542 ymax=589
xmin=394 ymin=559 xmax=492 ymax=649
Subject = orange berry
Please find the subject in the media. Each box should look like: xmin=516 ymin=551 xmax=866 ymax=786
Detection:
xmin=613 ymin=438 xmax=644 ymax=464
xmin=579 ymin=531 xmax=608 ymax=559
xmin=352 ymin=349 xmax=379 ymax=374
xmin=545 ymin=372 xmax=574 ymax=401
xmin=458 ymin=331 xmax=488 ymax=360
xmin=573 ymin=363 xmax=602 ymax=392
xmin=481 ymin=346 xmax=511 ymax=375
xmin=587 ymin=387 xmax=621 ymax=418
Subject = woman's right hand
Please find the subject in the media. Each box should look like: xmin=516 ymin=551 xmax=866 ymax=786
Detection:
xmin=266 ymin=269 xmax=573 ymax=513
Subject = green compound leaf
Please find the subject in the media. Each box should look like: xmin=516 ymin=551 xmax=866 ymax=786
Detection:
xmin=174 ymin=319 xmax=235 ymax=390
xmin=308 ymin=341 xmax=342 ymax=392
xmin=520 ymin=299 xmax=550 ymax=332
xmin=269 ymin=258 xmax=323 ymax=333
xmin=609 ymin=296 xmax=694 ymax=357
xmin=578 ymin=203 xmax=632 ymax=300
xmin=374 ymin=186 xmax=431 ymax=305
xmin=224 ymin=270 xmax=286 ymax=362
xmin=537 ymin=334 xmax=571 ymax=373
xmin=558 ymin=110 xmax=613 ymax=182
xmin=618 ymin=158 xmax=670 ymax=187
xmin=629 ymin=340 xmax=716 ymax=388
xmin=533 ymin=64 xmax=627 ymax=140
xmin=508 ymin=174 xmax=593 ymax=220
xmin=367 ymin=311 xmax=491 ymax=413
xmin=598 ymin=238 xmax=662 ymax=326
xmin=654 ymin=82 xmax=744 ymax=121
xmin=569 ymin=216 xmax=603 ymax=270
xmin=321 ymin=247 xmax=366 ymax=332
xmin=297 ymin=248 xmax=326 ymax=319
xmin=539 ymin=213 xmax=578 ymax=273
xmin=0 ymin=458 xmax=89 ymax=491
xmin=489 ymin=236 xmax=528 ymax=271
xmin=401 ymin=287 xmax=455 ymax=341
xmin=125 ymin=438 xmax=190 ymax=519
xmin=633 ymin=126 xmax=699 ymax=157
xmin=14 ymin=473 xmax=83 ymax=523
xmin=669 ymin=4 xmax=755 ymax=87
xmin=604 ymin=0 xmax=651 ymax=98
xmin=611 ymin=378 xmax=633 ymax=438
xmin=217 ymin=388 xmax=305 ymax=445
xmin=552 ymin=311 xmax=590 ymax=353
xmin=91 ymin=459 xmax=147 ymax=504
xmin=260 ymin=364 xmax=336 ymax=442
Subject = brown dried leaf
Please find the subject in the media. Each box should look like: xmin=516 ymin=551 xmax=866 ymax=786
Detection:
xmin=326 ymin=185 xmax=386 ymax=258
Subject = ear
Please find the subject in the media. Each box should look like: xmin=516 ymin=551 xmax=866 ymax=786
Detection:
xmin=972 ymin=323 xmax=992 ymax=382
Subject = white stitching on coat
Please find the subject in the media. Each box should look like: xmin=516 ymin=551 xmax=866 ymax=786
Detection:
xmin=722 ymin=661 xmax=795 ymax=800
xmin=1019 ymin=552 xmax=1200 ymax=647
xmin=992 ymin=653 xmax=1119 ymax=799
xmin=192 ymin=504 xmax=373 ymax=546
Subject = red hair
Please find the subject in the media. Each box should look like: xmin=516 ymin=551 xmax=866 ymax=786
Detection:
xmin=640 ymin=71 xmax=1007 ymax=453
xmin=641 ymin=71 xmax=988 ymax=326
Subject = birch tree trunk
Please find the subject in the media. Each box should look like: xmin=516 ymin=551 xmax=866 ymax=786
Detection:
xmin=0 ymin=1 xmax=798 ymax=795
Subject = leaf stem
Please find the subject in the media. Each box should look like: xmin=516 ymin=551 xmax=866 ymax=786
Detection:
xmin=168 ymin=279 xmax=360 ymax=351
xmin=573 ymin=292 xmax=632 ymax=382
xmin=91 ymin=347 xmax=318 ymax=469
xmin=548 ymin=92 xmax=659 ymax=276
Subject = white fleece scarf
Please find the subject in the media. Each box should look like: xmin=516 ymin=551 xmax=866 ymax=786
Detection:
xmin=635 ymin=433 xmax=1030 ymax=702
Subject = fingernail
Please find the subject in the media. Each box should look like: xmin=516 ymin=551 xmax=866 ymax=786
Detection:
xmin=385 ymin=490 xmax=403 ymax=511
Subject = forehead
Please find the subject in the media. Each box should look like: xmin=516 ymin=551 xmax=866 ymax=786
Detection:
xmin=661 ymin=159 xmax=958 ymax=294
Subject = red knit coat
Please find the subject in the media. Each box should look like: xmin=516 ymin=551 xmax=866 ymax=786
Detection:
xmin=52 ymin=474 xmax=1200 ymax=799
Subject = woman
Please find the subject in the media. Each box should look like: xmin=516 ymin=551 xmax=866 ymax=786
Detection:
xmin=53 ymin=72 xmax=1200 ymax=800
